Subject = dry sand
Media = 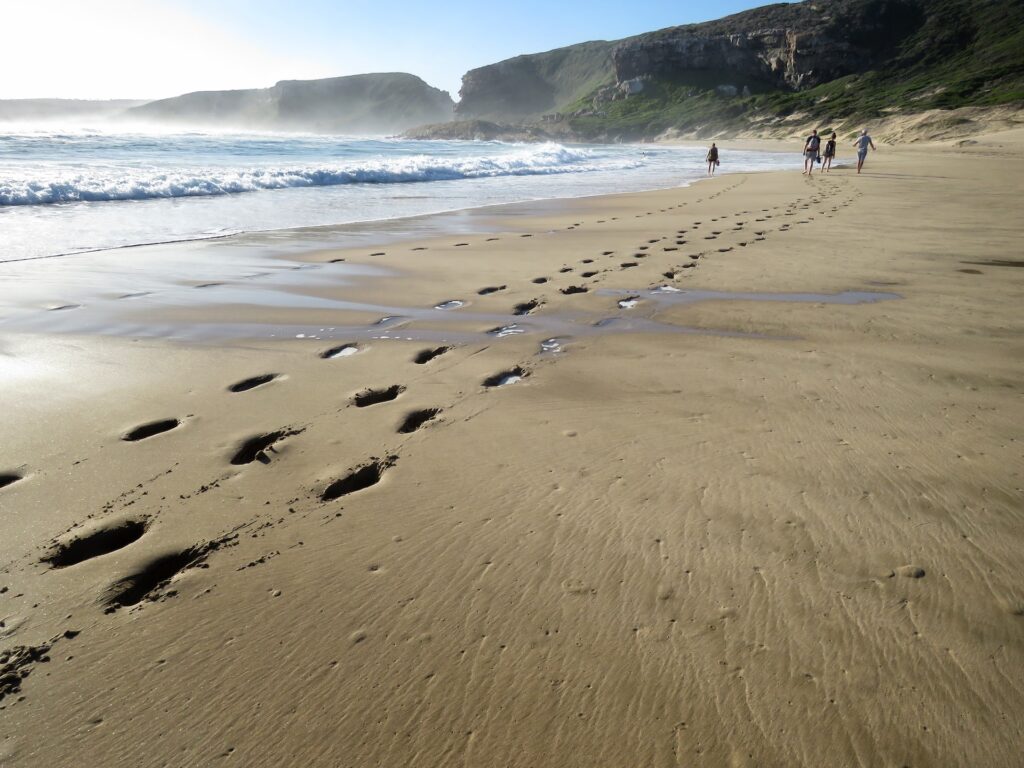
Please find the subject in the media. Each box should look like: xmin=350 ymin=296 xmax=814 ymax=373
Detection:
xmin=1 ymin=136 xmax=1022 ymax=767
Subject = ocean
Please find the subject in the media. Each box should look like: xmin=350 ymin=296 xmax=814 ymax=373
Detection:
xmin=0 ymin=127 xmax=799 ymax=263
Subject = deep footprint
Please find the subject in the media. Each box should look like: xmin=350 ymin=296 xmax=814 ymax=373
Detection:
xmin=353 ymin=385 xmax=405 ymax=407
xmin=413 ymin=346 xmax=450 ymax=364
xmin=514 ymin=299 xmax=542 ymax=316
xmin=123 ymin=419 xmax=180 ymax=442
xmin=0 ymin=472 xmax=22 ymax=491
xmin=44 ymin=518 xmax=149 ymax=568
xmin=103 ymin=539 xmax=229 ymax=610
xmin=228 ymin=374 xmax=279 ymax=393
xmin=477 ymin=285 xmax=507 ymax=295
xmin=321 ymin=457 xmax=397 ymax=501
xmin=230 ymin=429 xmax=300 ymax=465
xmin=321 ymin=343 xmax=360 ymax=359
xmin=397 ymin=408 xmax=441 ymax=434
xmin=483 ymin=367 xmax=528 ymax=388
xmin=560 ymin=285 xmax=588 ymax=295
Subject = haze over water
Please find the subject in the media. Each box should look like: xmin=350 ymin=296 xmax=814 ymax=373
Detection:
xmin=0 ymin=127 xmax=798 ymax=262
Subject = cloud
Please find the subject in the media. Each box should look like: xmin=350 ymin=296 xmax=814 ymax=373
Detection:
xmin=0 ymin=0 xmax=332 ymax=99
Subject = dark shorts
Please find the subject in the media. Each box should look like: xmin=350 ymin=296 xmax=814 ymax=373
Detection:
xmin=858 ymin=149 xmax=868 ymax=160
xmin=805 ymin=150 xmax=818 ymax=159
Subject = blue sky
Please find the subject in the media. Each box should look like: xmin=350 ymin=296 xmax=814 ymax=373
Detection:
xmin=3 ymin=1 xmax=768 ymax=100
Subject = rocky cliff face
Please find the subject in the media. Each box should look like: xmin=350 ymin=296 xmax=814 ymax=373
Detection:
xmin=456 ymin=0 xmax=926 ymax=121
xmin=128 ymin=73 xmax=454 ymax=134
xmin=611 ymin=0 xmax=923 ymax=91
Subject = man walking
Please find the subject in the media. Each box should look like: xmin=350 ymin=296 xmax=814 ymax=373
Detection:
xmin=803 ymin=129 xmax=821 ymax=175
xmin=853 ymin=129 xmax=876 ymax=173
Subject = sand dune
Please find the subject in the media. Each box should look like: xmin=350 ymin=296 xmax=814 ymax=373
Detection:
xmin=1 ymin=137 xmax=1022 ymax=766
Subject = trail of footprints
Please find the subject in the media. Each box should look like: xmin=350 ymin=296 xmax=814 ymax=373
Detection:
xmin=3 ymin=179 xmax=862 ymax=702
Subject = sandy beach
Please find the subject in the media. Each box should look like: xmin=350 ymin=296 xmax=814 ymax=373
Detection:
xmin=2 ymin=134 xmax=1023 ymax=767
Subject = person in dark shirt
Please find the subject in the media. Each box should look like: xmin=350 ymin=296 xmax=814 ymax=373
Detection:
xmin=706 ymin=143 xmax=719 ymax=176
xmin=822 ymin=132 xmax=837 ymax=173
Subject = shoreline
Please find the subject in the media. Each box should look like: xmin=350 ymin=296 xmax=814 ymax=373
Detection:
xmin=0 ymin=138 xmax=800 ymax=267
xmin=2 ymin=140 xmax=1023 ymax=767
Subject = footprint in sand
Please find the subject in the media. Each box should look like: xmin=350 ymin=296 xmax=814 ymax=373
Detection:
xmin=559 ymin=267 xmax=573 ymax=273
xmin=230 ymin=429 xmax=301 ymax=465
xmin=103 ymin=539 xmax=229 ymax=611
xmin=483 ymin=367 xmax=528 ymax=388
xmin=413 ymin=346 xmax=450 ymax=364
xmin=0 ymin=472 xmax=24 ymax=491
xmin=321 ymin=456 xmax=397 ymax=501
xmin=43 ymin=518 xmax=150 ymax=568
xmin=478 ymin=285 xmax=507 ymax=295
xmin=560 ymin=285 xmax=588 ymax=295
xmin=122 ymin=419 xmax=180 ymax=442
xmin=397 ymin=408 xmax=441 ymax=434
xmin=321 ymin=343 xmax=361 ymax=359
xmin=228 ymin=373 xmax=279 ymax=393
xmin=621 ymin=262 xmax=638 ymax=269
xmin=581 ymin=271 xmax=599 ymax=278
xmin=434 ymin=299 xmax=465 ymax=310
xmin=514 ymin=299 xmax=543 ymax=316
xmin=352 ymin=385 xmax=405 ymax=408
xmin=532 ymin=277 xmax=549 ymax=284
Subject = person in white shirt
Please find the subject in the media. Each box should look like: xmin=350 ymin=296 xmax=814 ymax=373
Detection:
xmin=803 ymin=129 xmax=821 ymax=175
xmin=853 ymin=130 xmax=876 ymax=173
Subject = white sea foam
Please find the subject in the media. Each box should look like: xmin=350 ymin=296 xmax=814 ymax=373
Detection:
xmin=0 ymin=129 xmax=802 ymax=262
xmin=0 ymin=143 xmax=639 ymax=206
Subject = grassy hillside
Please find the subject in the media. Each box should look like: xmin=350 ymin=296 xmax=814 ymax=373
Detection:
xmin=455 ymin=41 xmax=616 ymax=120
xmin=128 ymin=73 xmax=454 ymax=134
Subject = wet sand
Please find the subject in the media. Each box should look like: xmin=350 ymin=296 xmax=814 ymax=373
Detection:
xmin=1 ymin=135 xmax=1023 ymax=767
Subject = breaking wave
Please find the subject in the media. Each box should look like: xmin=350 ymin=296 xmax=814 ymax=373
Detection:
xmin=0 ymin=143 xmax=640 ymax=206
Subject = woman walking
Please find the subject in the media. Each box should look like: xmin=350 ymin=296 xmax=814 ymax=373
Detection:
xmin=706 ymin=143 xmax=719 ymax=176
xmin=822 ymin=132 xmax=837 ymax=172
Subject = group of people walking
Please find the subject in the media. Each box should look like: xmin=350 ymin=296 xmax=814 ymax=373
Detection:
xmin=704 ymin=129 xmax=876 ymax=176
xmin=802 ymin=129 xmax=875 ymax=175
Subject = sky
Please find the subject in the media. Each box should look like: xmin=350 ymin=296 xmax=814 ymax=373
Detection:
xmin=1 ymin=0 xmax=766 ymax=101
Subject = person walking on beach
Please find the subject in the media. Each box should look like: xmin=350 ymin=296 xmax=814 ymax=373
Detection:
xmin=803 ymin=130 xmax=821 ymax=175
xmin=853 ymin=129 xmax=876 ymax=173
xmin=822 ymin=132 xmax=837 ymax=173
xmin=706 ymin=143 xmax=719 ymax=176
